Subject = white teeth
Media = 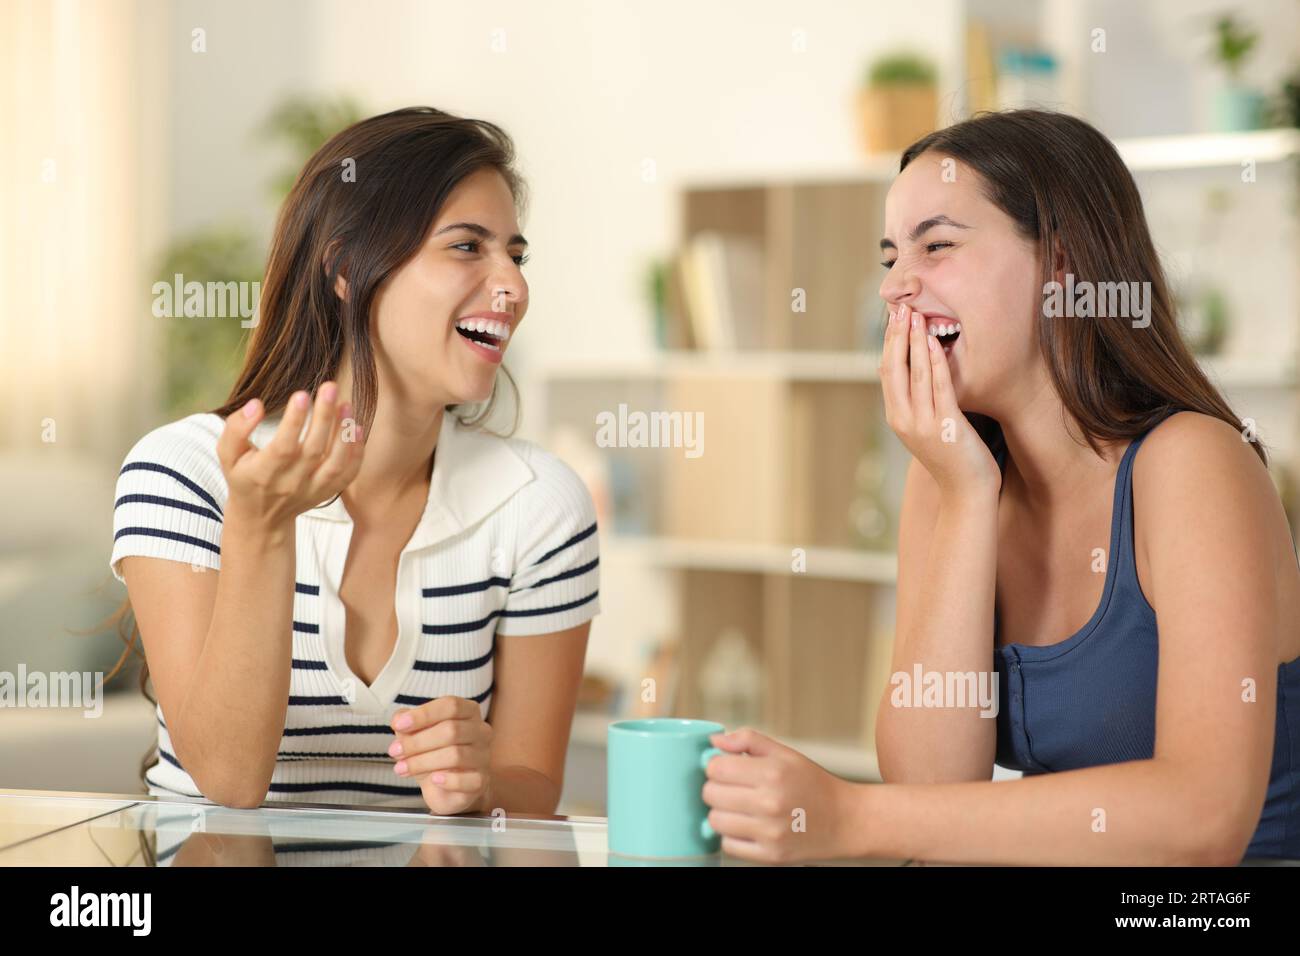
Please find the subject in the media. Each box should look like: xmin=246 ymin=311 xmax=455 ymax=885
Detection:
xmin=456 ymin=318 xmax=512 ymax=341
xmin=454 ymin=319 xmax=509 ymax=343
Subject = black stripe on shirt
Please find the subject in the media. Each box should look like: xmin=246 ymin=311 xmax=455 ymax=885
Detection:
xmin=291 ymin=658 xmax=328 ymax=670
xmin=113 ymin=526 xmax=220 ymax=555
xmin=513 ymin=556 xmax=599 ymax=593
xmin=295 ymin=582 xmax=320 ymax=595
xmin=119 ymin=461 xmax=224 ymax=517
xmin=531 ymin=521 xmax=596 ymax=567
xmin=422 ymin=610 xmax=502 ymax=636
xmin=267 ymin=781 xmax=422 ymax=796
xmin=277 ymin=751 xmax=392 ymax=760
xmin=412 ymin=648 xmax=494 ymax=672
xmin=396 ymin=680 xmax=495 ymax=707
xmin=293 ymin=620 xmax=319 ymax=635
xmin=422 ymin=576 xmax=511 ymax=597
xmin=282 ymin=724 xmax=393 ymax=736
xmin=288 ymin=696 xmax=351 ymax=706
xmin=114 ymin=493 xmax=222 ymax=524
xmin=499 ymin=589 xmax=599 ymax=619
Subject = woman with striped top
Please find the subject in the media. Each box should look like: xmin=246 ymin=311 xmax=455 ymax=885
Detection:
xmin=108 ymin=107 xmax=599 ymax=821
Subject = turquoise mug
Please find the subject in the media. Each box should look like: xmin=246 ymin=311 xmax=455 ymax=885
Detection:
xmin=607 ymin=718 xmax=725 ymax=859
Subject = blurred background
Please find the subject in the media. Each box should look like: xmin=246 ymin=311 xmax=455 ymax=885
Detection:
xmin=1 ymin=0 xmax=1298 ymax=815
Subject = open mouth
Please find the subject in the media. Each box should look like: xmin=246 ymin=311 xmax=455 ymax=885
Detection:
xmin=927 ymin=320 xmax=961 ymax=353
xmin=454 ymin=317 xmax=511 ymax=353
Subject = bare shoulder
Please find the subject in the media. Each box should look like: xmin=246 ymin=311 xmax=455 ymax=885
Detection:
xmin=1132 ymin=410 xmax=1287 ymax=582
xmin=1133 ymin=410 xmax=1272 ymax=499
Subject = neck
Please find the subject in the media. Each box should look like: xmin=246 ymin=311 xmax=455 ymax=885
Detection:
xmin=333 ymin=361 xmax=444 ymax=517
xmin=990 ymin=373 xmax=1124 ymax=513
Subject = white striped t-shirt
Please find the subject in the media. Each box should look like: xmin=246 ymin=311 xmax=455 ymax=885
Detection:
xmin=109 ymin=409 xmax=601 ymax=811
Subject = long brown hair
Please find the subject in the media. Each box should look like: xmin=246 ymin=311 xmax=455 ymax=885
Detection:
xmin=900 ymin=109 xmax=1268 ymax=468
xmin=98 ymin=107 xmax=529 ymax=805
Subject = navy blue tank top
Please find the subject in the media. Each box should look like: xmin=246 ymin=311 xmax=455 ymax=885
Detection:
xmin=991 ymin=415 xmax=1300 ymax=860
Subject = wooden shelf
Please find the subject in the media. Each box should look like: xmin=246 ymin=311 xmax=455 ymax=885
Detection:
xmin=538 ymin=349 xmax=883 ymax=382
xmin=539 ymin=349 xmax=1297 ymax=389
xmin=604 ymin=535 xmax=897 ymax=583
xmin=672 ymin=129 xmax=1300 ymax=189
xmin=568 ymin=711 xmax=882 ymax=782
xmin=1116 ymin=128 xmax=1300 ymax=172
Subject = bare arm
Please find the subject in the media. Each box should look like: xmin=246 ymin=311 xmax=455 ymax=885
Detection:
xmin=471 ymin=620 xmax=592 ymax=815
xmin=875 ymin=460 xmax=1000 ymax=783
xmin=122 ymin=513 xmax=295 ymax=808
xmin=874 ymin=303 xmax=1003 ymax=784
xmin=123 ymin=387 xmax=364 ymax=808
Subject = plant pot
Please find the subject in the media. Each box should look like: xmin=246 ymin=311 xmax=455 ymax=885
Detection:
xmin=857 ymin=84 xmax=938 ymax=155
xmin=1212 ymin=85 xmax=1266 ymax=132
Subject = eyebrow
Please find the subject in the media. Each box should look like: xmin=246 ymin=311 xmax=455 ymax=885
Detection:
xmin=879 ymin=214 xmax=971 ymax=251
xmin=434 ymin=221 xmax=528 ymax=248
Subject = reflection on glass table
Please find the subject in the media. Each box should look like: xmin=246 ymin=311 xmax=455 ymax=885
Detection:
xmin=0 ymin=789 xmax=909 ymax=867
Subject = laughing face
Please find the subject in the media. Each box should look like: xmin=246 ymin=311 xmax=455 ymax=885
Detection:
xmin=361 ymin=166 xmax=529 ymax=408
xmin=878 ymin=150 xmax=1042 ymax=416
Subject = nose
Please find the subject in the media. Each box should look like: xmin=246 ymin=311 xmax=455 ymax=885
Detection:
xmin=878 ymin=261 xmax=921 ymax=307
xmin=487 ymin=261 xmax=526 ymax=314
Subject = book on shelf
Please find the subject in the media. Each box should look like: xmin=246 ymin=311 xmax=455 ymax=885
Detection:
xmin=675 ymin=230 xmax=764 ymax=351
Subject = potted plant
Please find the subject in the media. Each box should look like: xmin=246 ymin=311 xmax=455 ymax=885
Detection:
xmin=1209 ymin=13 xmax=1264 ymax=131
xmin=857 ymin=52 xmax=938 ymax=155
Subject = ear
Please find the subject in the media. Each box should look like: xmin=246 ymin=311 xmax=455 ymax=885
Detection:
xmin=322 ymin=240 xmax=348 ymax=302
xmin=1050 ymin=237 xmax=1068 ymax=284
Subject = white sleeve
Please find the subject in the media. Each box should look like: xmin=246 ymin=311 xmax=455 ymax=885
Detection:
xmin=495 ymin=450 xmax=601 ymax=637
xmin=109 ymin=418 xmax=227 ymax=584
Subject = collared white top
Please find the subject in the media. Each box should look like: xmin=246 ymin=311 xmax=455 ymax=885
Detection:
xmin=110 ymin=408 xmax=601 ymax=819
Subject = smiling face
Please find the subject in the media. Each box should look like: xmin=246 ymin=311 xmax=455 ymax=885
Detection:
xmin=361 ymin=166 xmax=529 ymax=409
xmin=878 ymin=150 xmax=1042 ymax=415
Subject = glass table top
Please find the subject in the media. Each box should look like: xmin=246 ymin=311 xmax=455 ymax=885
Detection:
xmin=0 ymin=789 xmax=909 ymax=866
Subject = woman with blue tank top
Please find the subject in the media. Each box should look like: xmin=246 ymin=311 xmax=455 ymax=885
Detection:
xmin=699 ymin=109 xmax=1300 ymax=865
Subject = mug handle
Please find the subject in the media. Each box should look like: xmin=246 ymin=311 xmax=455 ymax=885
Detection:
xmin=699 ymin=747 xmax=723 ymax=840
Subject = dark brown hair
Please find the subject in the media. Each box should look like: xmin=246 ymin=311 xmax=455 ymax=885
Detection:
xmin=900 ymin=109 xmax=1267 ymax=468
xmin=98 ymin=107 xmax=529 ymax=811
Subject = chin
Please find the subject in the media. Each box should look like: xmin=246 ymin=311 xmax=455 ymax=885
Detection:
xmin=453 ymin=379 xmax=496 ymax=406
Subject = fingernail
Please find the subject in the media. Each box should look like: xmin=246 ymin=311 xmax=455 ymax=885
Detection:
xmin=339 ymin=401 xmax=353 ymax=421
xmin=911 ymin=315 xmax=918 ymax=329
xmin=394 ymin=713 xmax=412 ymax=730
xmin=432 ymin=773 xmax=446 ymax=784
xmin=928 ymin=335 xmax=938 ymax=352
xmin=388 ymin=740 xmax=403 ymax=757
xmin=242 ymin=398 xmax=259 ymax=419
xmin=394 ymin=760 xmax=408 ymax=775
xmin=293 ymin=391 xmax=309 ymax=410
xmin=321 ymin=382 xmax=337 ymax=403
